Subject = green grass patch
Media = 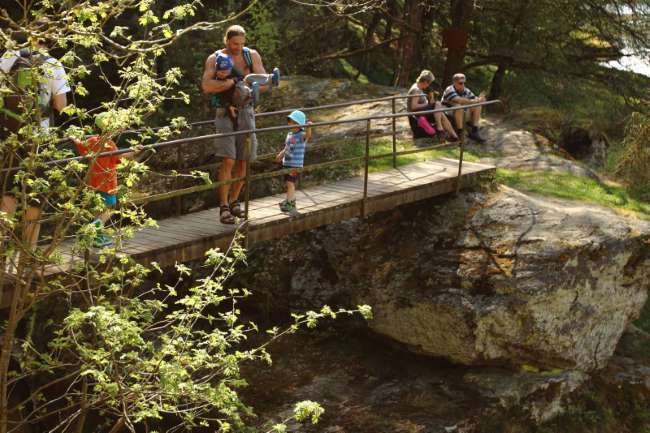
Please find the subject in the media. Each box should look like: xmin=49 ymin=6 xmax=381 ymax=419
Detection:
xmin=496 ymin=168 xmax=650 ymax=219
xmin=337 ymin=58 xmax=370 ymax=84
xmin=296 ymin=137 xmax=484 ymax=185
xmin=338 ymin=138 xmax=481 ymax=172
xmin=370 ymin=140 xmax=481 ymax=172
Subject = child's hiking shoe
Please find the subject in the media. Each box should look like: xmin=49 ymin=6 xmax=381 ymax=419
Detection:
xmin=89 ymin=219 xmax=113 ymax=248
xmin=279 ymin=199 xmax=296 ymax=212
xmin=93 ymin=233 xmax=114 ymax=248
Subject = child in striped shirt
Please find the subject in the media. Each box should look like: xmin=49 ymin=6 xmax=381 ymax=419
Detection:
xmin=276 ymin=110 xmax=311 ymax=212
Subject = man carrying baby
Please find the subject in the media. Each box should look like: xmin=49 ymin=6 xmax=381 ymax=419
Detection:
xmin=201 ymin=24 xmax=268 ymax=224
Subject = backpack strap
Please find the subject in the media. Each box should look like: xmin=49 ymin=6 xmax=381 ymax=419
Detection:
xmin=7 ymin=48 xmax=32 ymax=74
xmin=10 ymin=49 xmax=52 ymax=73
xmin=242 ymin=47 xmax=253 ymax=71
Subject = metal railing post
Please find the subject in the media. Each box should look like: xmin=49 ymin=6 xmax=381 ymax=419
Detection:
xmin=244 ymin=121 xmax=254 ymax=249
xmin=175 ymin=144 xmax=182 ymax=215
xmin=244 ymin=154 xmax=251 ymax=220
xmin=455 ymin=109 xmax=465 ymax=195
xmin=362 ymin=119 xmax=370 ymax=218
xmin=391 ymin=97 xmax=397 ymax=168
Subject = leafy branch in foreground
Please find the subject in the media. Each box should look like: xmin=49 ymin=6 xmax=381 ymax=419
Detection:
xmin=33 ymin=240 xmax=371 ymax=433
xmin=0 ymin=2 xmax=372 ymax=433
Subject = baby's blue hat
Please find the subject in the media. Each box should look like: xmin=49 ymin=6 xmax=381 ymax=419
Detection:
xmin=216 ymin=53 xmax=233 ymax=71
xmin=287 ymin=110 xmax=306 ymax=126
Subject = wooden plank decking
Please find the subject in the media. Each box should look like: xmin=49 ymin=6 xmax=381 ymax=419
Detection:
xmin=43 ymin=158 xmax=494 ymax=275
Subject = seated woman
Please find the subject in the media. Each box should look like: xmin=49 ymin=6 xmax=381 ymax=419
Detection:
xmin=406 ymin=70 xmax=458 ymax=142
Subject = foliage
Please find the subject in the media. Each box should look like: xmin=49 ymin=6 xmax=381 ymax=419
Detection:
xmin=0 ymin=2 xmax=371 ymax=433
xmin=245 ymin=2 xmax=281 ymax=68
xmin=39 ymin=243 xmax=368 ymax=433
xmin=106 ymin=0 xmax=650 ymax=142
xmin=615 ymin=112 xmax=650 ymax=195
xmin=501 ymin=70 xmax=638 ymax=141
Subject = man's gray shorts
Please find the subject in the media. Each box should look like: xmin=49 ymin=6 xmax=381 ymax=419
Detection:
xmin=214 ymin=105 xmax=258 ymax=161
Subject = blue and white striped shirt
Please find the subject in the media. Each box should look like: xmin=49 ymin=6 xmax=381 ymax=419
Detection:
xmin=282 ymin=130 xmax=307 ymax=168
xmin=442 ymin=84 xmax=476 ymax=105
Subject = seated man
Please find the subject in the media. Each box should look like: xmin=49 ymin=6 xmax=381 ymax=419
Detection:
xmin=406 ymin=70 xmax=457 ymax=142
xmin=441 ymin=73 xmax=486 ymax=143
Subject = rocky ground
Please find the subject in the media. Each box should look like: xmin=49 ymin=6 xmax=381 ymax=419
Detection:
xmin=240 ymin=322 xmax=649 ymax=433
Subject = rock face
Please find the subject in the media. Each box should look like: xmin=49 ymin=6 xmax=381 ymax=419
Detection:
xmin=244 ymin=186 xmax=650 ymax=371
xmin=477 ymin=119 xmax=601 ymax=179
xmin=242 ymin=327 xmax=593 ymax=433
xmin=558 ymin=126 xmax=609 ymax=168
xmin=243 ymin=325 xmax=650 ymax=433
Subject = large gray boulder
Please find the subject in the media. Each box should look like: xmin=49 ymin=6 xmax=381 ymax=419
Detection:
xmin=363 ymin=187 xmax=649 ymax=370
xmin=245 ymin=186 xmax=650 ymax=371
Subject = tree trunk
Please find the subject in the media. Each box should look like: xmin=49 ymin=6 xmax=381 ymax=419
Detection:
xmin=383 ymin=0 xmax=397 ymax=77
xmin=362 ymin=12 xmax=382 ymax=75
xmin=0 ymin=282 xmax=26 ymax=433
xmin=442 ymin=0 xmax=475 ymax=86
xmin=488 ymin=63 xmax=508 ymax=100
xmin=383 ymin=0 xmax=395 ymax=41
xmin=394 ymin=0 xmax=423 ymax=87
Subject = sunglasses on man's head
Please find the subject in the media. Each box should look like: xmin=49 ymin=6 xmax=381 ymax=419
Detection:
xmin=458 ymin=81 xmax=466 ymax=85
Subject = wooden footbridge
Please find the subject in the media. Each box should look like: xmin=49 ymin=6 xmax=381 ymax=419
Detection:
xmin=111 ymin=158 xmax=492 ymax=267
xmin=4 ymin=96 xmax=498 ymax=284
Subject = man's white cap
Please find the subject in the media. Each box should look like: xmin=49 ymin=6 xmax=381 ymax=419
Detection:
xmin=452 ymin=73 xmax=466 ymax=82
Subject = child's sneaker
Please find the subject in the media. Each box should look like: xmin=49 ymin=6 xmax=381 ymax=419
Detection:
xmin=93 ymin=233 xmax=114 ymax=248
xmin=89 ymin=219 xmax=113 ymax=248
xmin=278 ymin=199 xmax=296 ymax=212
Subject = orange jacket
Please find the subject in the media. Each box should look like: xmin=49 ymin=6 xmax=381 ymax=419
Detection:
xmin=75 ymin=135 xmax=121 ymax=195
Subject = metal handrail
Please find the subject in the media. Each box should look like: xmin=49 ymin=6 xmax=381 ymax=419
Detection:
xmin=133 ymin=100 xmax=498 ymax=207
xmin=19 ymin=99 xmax=497 ymax=166
xmin=131 ymin=140 xmax=460 ymax=205
xmin=121 ymin=92 xmax=437 ymax=132
xmin=3 ymin=97 xmax=499 ymax=221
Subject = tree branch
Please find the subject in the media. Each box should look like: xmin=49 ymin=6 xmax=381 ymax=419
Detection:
xmin=308 ymin=36 xmax=403 ymax=62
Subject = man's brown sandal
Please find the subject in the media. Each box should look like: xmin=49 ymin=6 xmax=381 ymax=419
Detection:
xmin=229 ymin=201 xmax=245 ymax=218
xmin=219 ymin=205 xmax=236 ymax=224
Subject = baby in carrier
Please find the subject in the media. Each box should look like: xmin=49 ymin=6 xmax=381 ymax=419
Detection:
xmin=212 ymin=52 xmax=279 ymax=127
